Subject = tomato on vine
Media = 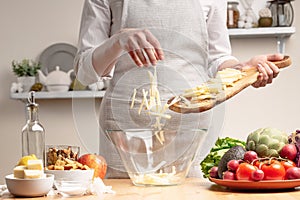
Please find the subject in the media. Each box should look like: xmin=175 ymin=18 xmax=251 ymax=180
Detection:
xmin=259 ymin=159 xmax=286 ymax=180
xmin=280 ymin=160 xmax=296 ymax=171
xmin=236 ymin=163 xmax=257 ymax=180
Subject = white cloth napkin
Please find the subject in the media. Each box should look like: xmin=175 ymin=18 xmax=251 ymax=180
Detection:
xmin=90 ymin=178 xmax=115 ymax=195
xmin=0 ymin=185 xmax=9 ymax=197
xmin=10 ymin=82 xmax=24 ymax=93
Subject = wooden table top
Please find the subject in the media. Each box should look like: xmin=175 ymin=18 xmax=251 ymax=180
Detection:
xmin=2 ymin=178 xmax=300 ymax=200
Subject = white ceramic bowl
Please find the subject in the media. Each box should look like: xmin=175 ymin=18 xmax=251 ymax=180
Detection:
xmin=46 ymin=84 xmax=69 ymax=92
xmin=44 ymin=169 xmax=94 ymax=182
xmin=5 ymin=174 xmax=54 ymax=197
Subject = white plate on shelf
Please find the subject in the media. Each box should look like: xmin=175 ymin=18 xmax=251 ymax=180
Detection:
xmin=39 ymin=43 xmax=77 ymax=75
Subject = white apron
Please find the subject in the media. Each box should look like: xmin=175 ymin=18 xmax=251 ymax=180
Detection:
xmin=99 ymin=0 xmax=218 ymax=178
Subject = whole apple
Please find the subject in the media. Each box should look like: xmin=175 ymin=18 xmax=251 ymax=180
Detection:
xmin=78 ymin=154 xmax=107 ymax=179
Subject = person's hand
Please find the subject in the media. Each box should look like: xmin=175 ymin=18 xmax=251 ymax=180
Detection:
xmin=117 ymin=28 xmax=164 ymax=67
xmin=245 ymin=54 xmax=284 ymax=88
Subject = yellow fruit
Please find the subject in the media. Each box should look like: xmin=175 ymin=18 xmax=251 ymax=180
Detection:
xmin=17 ymin=154 xmax=38 ymax=166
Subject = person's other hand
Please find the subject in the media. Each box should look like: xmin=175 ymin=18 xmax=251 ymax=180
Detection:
xmin=246 ymin=54 xmax=284 ymax=88
xmin=117 ymin=28 xmax=164 ymax=67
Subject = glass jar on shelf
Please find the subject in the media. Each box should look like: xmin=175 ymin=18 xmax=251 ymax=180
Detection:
xmin=268 ymin=0 xmax=294 ymax=27
xmin=227 ymin=0 xmax=240 ymax=28
xmin=258 ymin=8 xmax=273 ymax=27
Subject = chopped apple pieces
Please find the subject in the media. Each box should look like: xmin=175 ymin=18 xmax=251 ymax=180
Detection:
xmin=132 ymin=168 xmax=183 ymax=186
xmin=171 ymin=68 xmax=246 ymax=107
xmin=130 ymin=66 xmax=173 ymax=144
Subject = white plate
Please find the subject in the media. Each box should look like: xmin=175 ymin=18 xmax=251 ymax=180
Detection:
xmin=39 ymin=43 xmax=77 ymax=75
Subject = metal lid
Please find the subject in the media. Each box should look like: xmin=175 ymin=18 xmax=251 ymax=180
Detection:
xmin=268 ymin=0 xmax=294 ymax=2
xmin=227 ymin=0 xmax=239 ymax=4
xmin=26 ymin=91 xmax=38 ymax=107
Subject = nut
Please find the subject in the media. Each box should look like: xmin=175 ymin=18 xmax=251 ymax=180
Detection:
xmin=46 ymin=145 xmax=89 ymax=170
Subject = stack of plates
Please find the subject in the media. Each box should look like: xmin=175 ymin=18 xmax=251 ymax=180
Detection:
xmin=39 ymin=43 xmax=77 ymax=76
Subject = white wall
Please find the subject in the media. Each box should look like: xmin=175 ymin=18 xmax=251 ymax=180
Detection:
xmin=0 ymin=0 xmax=85 ymax=183
xmin=0 ymin=0 xmax=299 ymax=183
xmin=222 ymin=0 xmax=300 ymax=139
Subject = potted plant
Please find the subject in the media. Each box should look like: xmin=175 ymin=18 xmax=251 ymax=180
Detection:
xmin=12 ymin=59 xmax=41 ymax=92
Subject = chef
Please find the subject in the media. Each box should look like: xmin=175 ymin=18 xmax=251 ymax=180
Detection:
xmin=74 ymin=0 xmax=283 ymax=178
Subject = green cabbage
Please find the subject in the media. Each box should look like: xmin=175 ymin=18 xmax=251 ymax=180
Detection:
xmin=246 ymin=127 xmax=288 ymax=157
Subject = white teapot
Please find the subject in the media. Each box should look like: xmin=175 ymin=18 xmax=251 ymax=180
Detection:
xmin=37 ymin=66 xmax=73 ymax=92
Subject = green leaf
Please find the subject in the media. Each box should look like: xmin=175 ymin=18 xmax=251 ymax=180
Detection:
xmin=200 ymin=137 xmax=245 ymax=178
xmin=11 ymin=59 xmax=41 ymax=77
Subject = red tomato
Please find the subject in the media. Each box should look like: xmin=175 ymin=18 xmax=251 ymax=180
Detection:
xmin=236 ymin=163 xmax=257 ymax=180
xmin=280 ymin=160 xmax=296 ymax=171
xmin=260 ymin=160 xmax=286 ymax=180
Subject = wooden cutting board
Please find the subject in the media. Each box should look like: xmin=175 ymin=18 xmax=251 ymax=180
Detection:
xmin=168 ymin=56 xmax=292 ymax=114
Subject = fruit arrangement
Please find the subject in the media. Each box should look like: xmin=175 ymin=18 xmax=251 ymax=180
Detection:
xmin=202 ymin=128 xmax=300 ymax=181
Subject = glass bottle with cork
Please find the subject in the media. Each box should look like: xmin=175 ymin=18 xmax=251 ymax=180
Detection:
xmin=22 ymin=91 xmax=45 ymax=163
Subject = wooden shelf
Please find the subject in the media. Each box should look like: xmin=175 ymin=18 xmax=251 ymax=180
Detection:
xmin=10 ymin=90 xmax=105 ymax=100
xmin=228 ymin=27 xmax=296 ymax=53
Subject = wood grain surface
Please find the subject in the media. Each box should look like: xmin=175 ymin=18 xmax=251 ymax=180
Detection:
xmin=169 ymin=56 xmax=292 ymax=114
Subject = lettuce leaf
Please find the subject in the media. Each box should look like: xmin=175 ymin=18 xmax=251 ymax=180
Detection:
xmin=200 ymin=137 xmax=245 ymax=178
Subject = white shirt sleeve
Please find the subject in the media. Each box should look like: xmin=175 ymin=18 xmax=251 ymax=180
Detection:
xmin=204 ymin=0 xmax=238 ymax=77
xmin=74 ymin=0 xmax=112 ymax=86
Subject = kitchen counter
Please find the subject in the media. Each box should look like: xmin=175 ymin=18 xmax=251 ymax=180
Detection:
xmin=2 ymin=178 xmax=300 ymax=200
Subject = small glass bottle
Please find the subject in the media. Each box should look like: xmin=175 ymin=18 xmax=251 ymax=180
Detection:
xmin=227 ymin=1 xmax=240 ymax=28
xmin=22 ymin=92 xmax=45 ymax=163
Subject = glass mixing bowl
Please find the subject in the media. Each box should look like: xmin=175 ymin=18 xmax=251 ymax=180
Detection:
xmin=106 ymin=128 xmax=207 ymax=186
